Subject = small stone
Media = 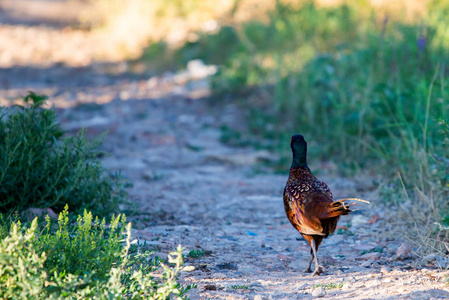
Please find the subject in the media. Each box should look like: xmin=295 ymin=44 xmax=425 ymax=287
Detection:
xmin=320 ymin=255 xmax=337 ymax=267
xmin=22 ymin=208 xmax=58 ymax=221
xmin=204 ymin=284 xmax=220 ymax=291
xmin=382 ymin=278 xmax=392 ymax=283
xmin=395 ymin=242 xmax=413 ymax=260
xmin=435 ymin=255 xmax=449 ymax=268
xmin=367 ymin=280 xmax=381 ymax=287
xmin=249 ymin=282 xmax=263 ymax=288
xmin=312 ymin=287 xmax=326 ymax=297
xmin=304 ymin=288 xmax=313 ymax=294
xmin=369 ymin=252 xmax=382 ymax=260
xmin=212 ymin=272 xmax=227 ymax=278
xmin=359 ymin=252 xmax=382 ymax=261
xmin=254 ymin=295 xmax=269 ymax=300
xmin=342 ymin=283 xmax=351 ymax=291
xmin=216 ymin=262 xmax=238 ymax=270
xmin=361 ymin=260 xmax=373 ymax=267
xmin=380 ymin=266 xmax=390 ymax=274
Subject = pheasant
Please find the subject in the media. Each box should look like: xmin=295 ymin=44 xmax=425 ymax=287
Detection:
xmin=283 ymin=134 xmax=369 ymax=276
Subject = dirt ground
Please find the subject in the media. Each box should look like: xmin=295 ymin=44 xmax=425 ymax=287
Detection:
xmin=1 ymin=1 xmax=448 ymax=299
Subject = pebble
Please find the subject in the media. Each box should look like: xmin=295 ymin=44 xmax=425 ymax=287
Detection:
xmin=312 ymin=287 xmax=326 ymax=297
xmin=395 ymin=242 xmax=413 ymax=260
xmin=435 ymin=255 xmax=449 ymax=268
xmin=367 ymin=280 xmax=381 ymax=287
xmin=342 ymin=283 xmax=351 ymax=291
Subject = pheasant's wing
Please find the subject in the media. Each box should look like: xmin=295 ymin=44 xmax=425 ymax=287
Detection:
xmin=284 ymin=185 xmax=325 ymax=236
xmin=312 ymin=179 xmax=333 ymax=200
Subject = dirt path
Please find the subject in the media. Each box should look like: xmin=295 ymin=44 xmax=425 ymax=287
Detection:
xmin=64 ymin=88 xmax=449 ymax=300
xmin=1 ymin=2 xmax=448 ymax=299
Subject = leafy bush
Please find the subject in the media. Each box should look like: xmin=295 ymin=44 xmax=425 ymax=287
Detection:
xmin=0 ymin=92 xmax=126 ymax=216
xmin=0 ymin=208 xmax=195 ymax=299
xmin=39 ymin=205 xmax=126 ymax=281
xmin=0 ymin=218 xmax=47 ymax=299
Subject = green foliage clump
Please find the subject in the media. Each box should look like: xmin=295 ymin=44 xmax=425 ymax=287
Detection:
xmin=0 ymin=208 xmax=195 ymax=299
xmin=313 ymin=282 xmax=344 ymax=290
xmin=227 ymin=285 xmax=249 ymax=290
xmin=0 ymin=218 xmax=47 ymax=299
xmin=187 ymin=249 xmax=205 ymax=258
xmin=40 ymin=205 xmax=126 ymax=281
xmin=0 ymin=92 xmax=126 ymax=216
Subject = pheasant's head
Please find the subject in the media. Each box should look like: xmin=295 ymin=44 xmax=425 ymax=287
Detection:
xmin=290 ymin=134 xmax=308 ymax=168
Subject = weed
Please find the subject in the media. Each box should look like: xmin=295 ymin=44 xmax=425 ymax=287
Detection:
xmin=313 ymin=282 xmax=343 ymax=290
xmin=228 ymin=284 xmax=249 ymax=290
xmin=187 ymin=249 xmax=205 ymax=258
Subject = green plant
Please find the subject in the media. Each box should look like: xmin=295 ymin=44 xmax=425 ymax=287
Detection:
xmin=0 ymin=92 xmax=127 ymax=216
xmin=39 ymin=205 xmax=125 ymax=281
xmin=0 ymin=218 xmax=47 ymax=299
xmin=313 ymin=282 xmax=343 ymax=290
xmin=227 ymin=284 xmax=249 ymax=290
xmin=0 ymin=209 xmax=195 ymax=299
xmin=187 ymin=249 xmax=205 ymax=258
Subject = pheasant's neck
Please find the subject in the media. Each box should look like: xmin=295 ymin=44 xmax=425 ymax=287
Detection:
xmin=291 ymin=151 xmax=308 ymax=169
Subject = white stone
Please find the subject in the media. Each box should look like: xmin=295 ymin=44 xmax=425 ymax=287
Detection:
xmin=312 ymin=287 xmax=326 ymax=297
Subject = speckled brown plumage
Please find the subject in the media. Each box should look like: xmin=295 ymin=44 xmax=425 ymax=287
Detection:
xmin=283 ymin=134 xmax=365 ymax=276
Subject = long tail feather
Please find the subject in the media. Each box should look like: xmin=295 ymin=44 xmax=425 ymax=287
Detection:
xmin=335 ymin=197 xmax=370 ymax=204
xmin=321 ymin=198 xmax=369 ymax=219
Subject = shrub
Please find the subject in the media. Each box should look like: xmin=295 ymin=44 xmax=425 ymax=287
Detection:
xmin=0 ymin=208 xmax=195 ymax=299
xmin=0 ymin=92 xmax=127 ymax=216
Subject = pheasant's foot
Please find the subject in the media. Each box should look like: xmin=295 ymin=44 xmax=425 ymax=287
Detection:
xmin=311 ymin=266 xmax=325 ymax=276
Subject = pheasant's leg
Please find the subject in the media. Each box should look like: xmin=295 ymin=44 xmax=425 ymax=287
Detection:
xmin=304 ymin=249 xmax=313 ymax=273
xmin=310 ymin=239 xmax=322 ymax=276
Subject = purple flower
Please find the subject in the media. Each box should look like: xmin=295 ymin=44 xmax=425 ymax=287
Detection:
xmin=417 ymin=35 xmax=426 ymax=53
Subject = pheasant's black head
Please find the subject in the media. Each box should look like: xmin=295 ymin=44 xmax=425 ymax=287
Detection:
xmin=290 ymin=134 xmax=308 ymax=168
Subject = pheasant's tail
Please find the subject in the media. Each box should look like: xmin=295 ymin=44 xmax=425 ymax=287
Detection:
xmin=321 ymin=198 xmax=370 ymax=219
xmin=335 ymin=198 xmax=370 ymax=204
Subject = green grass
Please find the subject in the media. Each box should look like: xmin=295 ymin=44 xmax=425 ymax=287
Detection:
xmin=314 ymin=282 xmax=344 ymax=290
xmin=140 ymin=0 xmax=449 ymax=255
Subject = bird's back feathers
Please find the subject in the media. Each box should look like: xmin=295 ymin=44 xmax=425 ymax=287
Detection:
xmin=283 ymin=166 xmax=340 ymax=236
